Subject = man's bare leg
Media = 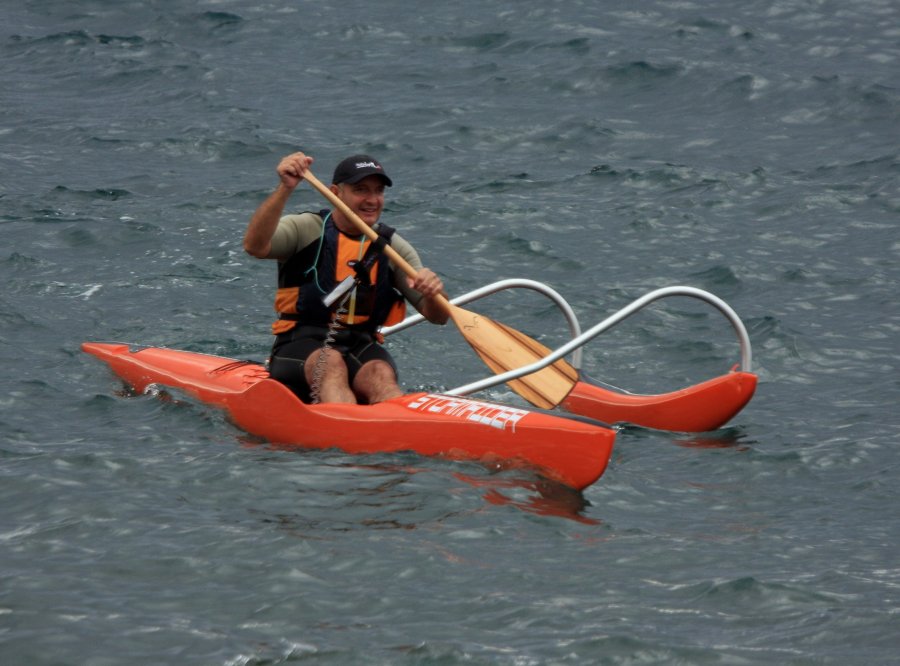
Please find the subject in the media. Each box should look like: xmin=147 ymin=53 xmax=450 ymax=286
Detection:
xmin=305 ymin=348 xmax=356 ymax=404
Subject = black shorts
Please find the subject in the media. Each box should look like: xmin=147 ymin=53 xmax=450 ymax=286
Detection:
xmin=268 ymin=326 xmax=398 ymax=403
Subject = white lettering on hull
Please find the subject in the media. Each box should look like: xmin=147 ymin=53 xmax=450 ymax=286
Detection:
xmin=406 ymin=394 xmax=527 ymax=433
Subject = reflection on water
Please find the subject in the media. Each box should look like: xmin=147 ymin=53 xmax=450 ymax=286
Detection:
xmin=455 ymin=473 xmax=601 ymax=525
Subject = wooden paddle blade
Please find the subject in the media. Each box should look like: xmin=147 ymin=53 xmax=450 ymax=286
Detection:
xmin=449 ymin=305 xmax=578 ymax=409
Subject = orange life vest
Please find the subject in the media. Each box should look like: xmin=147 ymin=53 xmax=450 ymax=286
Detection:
xmin=272 ymin=211 xmax=406 ymax=336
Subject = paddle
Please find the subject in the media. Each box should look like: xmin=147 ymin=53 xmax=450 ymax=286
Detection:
xmin=302 ymin=169 xmax=578 ymax=409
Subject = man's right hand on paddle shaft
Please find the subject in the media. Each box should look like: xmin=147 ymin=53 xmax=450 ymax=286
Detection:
xmin=278 ymin=152 xmax=314 ymax=189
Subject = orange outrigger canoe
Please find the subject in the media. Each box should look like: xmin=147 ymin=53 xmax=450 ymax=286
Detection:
xmin=81 ymin=286 xmax=756 ymax=490
xmin=82 ymin=342 xmax=616 ymax=491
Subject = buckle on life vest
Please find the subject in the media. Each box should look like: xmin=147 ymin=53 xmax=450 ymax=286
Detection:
xmin=321 ymin=227 xmax=391 ymax=308
xmin=322 ymin=275 xmax=357 ymax=307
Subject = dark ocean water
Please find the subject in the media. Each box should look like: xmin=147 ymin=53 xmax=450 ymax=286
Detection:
xmin=2 ymin=1 xmax=899 ymax=664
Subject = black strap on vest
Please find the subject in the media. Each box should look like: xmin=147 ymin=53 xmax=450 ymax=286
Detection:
xmin=317 ymin=221 xmax=398 ymax=310
xmin=348 ymin=223 xmax=395 ymax=286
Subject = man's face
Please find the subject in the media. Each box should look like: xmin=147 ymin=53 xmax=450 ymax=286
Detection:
xmin=336 ymin=176 xmax=386 ymax=227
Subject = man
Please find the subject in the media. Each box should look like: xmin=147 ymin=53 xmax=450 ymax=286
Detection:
xmin=244 ymin=152 xmax=448 ymax=404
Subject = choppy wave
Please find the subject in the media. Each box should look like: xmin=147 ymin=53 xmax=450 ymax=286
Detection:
xmin=2 ymin=0 xmax=899 ymax=663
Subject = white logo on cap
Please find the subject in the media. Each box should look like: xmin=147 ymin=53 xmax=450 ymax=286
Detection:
xmin=355 ymin=161 xmax=380 ymax=170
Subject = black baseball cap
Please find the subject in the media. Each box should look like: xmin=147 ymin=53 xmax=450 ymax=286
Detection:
xmin=331 ymin=154 xmax=393 ymax=187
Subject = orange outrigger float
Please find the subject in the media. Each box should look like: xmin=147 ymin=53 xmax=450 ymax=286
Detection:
xmin=82 ymin=342 xmax=616 ymax=491
xmin=561 ymin=371 xmax=756 ymax=434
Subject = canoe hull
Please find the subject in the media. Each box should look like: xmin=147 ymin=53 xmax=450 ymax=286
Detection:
xmin=82 ymin=342 xmax=615 ymax=491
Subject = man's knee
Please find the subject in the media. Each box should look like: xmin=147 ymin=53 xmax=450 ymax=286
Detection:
xmin=353 ymin=360 xmax=402 ymax=403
